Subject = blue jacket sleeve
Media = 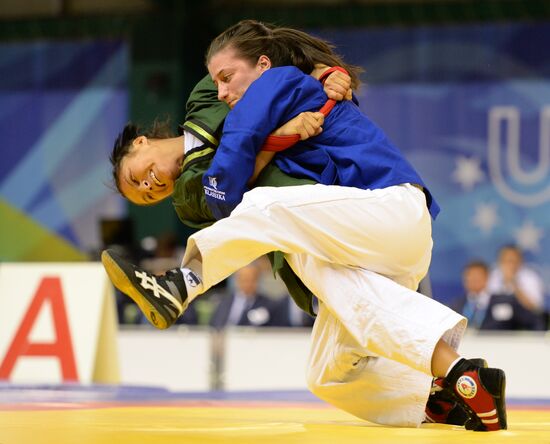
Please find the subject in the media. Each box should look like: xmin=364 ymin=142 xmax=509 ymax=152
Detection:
xmin=202 ymin=66 xmax=327 ymax=220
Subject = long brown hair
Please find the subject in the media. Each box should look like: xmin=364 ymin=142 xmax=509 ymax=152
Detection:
xmin=206 ymin=20 xmax=362 ymax=89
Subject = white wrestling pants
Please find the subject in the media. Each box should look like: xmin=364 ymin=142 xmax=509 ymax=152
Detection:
xmin=181 ymin=183 xmax=466 ymax=427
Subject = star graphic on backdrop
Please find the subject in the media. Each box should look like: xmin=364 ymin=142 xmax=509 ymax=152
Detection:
xmin=452 ymin=155 xmax=485 ymax=191
xmin=472 ymin=202 xmax=499 ymax=234
xmin=514 ymin=220 xmax=544 ymax=253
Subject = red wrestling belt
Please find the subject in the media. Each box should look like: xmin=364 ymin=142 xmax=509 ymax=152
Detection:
xmin=261 ymin=66 xmax=348 ymax=152
xmin=318 ymin=66 xmax=349 ymax=85
xmin=261 ymin=98 xmax=336 ymax=152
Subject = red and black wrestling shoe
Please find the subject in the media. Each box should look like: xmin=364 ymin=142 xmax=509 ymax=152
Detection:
xmin=446 ymin=358 xmax=507 ymax=431
xmin=425 ymin=377 xmax=469 ymax=425
xmin=425 ymin=358 xmax=488 ymax=426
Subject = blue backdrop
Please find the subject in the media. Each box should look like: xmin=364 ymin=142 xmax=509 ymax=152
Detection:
xmin=317 ymin=23 xmax=550 ymax=303
xmin=0 ymin=40 xmax=127 ymax=259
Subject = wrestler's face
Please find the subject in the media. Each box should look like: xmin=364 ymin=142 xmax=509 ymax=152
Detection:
xmin=208 ymin=46 xmax=271 ymax=108
xmin=118 ymin=136 xmax=177 ymax=205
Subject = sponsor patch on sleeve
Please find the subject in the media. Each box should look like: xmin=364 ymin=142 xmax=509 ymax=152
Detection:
xmin=204 ymin=176 xmax=226 ymax=200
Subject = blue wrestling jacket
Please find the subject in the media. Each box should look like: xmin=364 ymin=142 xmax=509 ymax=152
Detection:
xmin=203 ymin=66 xmax=439 ymax=220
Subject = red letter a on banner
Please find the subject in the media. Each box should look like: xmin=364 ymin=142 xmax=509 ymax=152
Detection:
xmin=0 ymin=277 xmax=78 ymax=381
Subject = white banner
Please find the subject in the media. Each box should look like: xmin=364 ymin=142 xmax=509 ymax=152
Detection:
xmin=0 ymin=263 xmax=118 ymax=384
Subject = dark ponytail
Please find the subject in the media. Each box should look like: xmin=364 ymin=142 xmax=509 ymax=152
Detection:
xmin=206 ymin=19 xmax=362 ymax=89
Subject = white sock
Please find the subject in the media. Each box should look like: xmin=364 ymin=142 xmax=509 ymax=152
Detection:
xmin=446 ymin=357 xmax=463 ymax=378
xmin=180 ymin=260 xmax=204 ymax=301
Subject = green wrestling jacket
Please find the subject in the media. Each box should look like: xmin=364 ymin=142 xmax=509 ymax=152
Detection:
xmin=172 ymin=75 xmax=316 ymax=317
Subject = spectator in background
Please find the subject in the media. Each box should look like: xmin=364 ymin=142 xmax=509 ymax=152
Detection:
xmin=483 ymin=245 xmax=545 ymax=331
xmin=253 ymin=255 xmax=315 ymax=327
xmin=271 ymin=295 xmax=316 ymax=327
xmin=450 ymin=260 xmax=491 ymax=329
xmin=209 ymin=262 xmax=274 ymax=329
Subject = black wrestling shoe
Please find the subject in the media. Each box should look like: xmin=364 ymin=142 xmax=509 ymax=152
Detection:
xmin=101 ymin=249 xmax=189 ymax=329
xmin=425 ymin=358 xmax=488 ymax=426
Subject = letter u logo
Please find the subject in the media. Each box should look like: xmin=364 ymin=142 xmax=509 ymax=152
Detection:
xmin=488 ymin=106 xmax=550 ymax=206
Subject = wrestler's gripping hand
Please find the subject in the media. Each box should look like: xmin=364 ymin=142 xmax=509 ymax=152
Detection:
xmin=250 ymin=111 xmax=324 ymax=185
xmin=323 ymin=70 xmax=352 ymax=101
xmin=271 ymin=111 xmax=325 ymax=140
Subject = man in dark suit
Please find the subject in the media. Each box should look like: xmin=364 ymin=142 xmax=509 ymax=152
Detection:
xmin=270 ymin=295 xmax=316 ymax=327
xmin=209 ymin=263 xmax=274 ymax=329
xmin=449 ymin=260 xmax=491 ymax=329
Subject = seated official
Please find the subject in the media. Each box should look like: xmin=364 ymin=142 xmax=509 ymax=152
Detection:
xmin=449 ymin=260 xmax=492 ymax=329
xmin=209 ymin=263 xmax=274 ymax=329
xmin=480 ymin=293 xmax=545 ymax=331
xmin=486 ymin=245 xmax=545 ymax=330
xmin=270 ymin=294 xmax=316 ymax=328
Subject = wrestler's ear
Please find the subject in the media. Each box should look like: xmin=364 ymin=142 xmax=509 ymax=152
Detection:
xmin=132 ymin=135 xmax=148 ymax=150
xmin=257 ymin=55 xmax=271 ymax=72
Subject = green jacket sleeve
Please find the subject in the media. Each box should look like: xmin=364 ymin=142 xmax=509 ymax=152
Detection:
xmin=172 ymin=74 xmax=228 ymax=229
xmin=172 ymin=147 xmax=217 ymax=229
xmin=181 ymin=75 xmax=229 ymax=147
